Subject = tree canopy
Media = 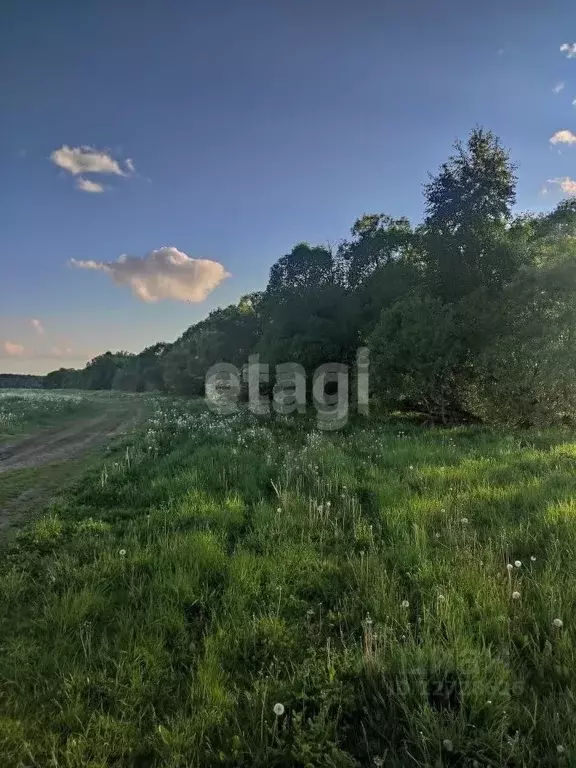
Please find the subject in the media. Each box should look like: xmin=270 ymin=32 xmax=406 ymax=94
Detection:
xmin=44 ymin=127 xmax=576 ymax=426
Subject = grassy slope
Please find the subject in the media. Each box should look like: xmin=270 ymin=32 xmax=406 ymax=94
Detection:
xmin=1 ymin=399 xmax=576 ymax=766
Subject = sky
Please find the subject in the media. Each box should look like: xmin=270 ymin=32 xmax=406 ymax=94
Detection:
xmin=1 ymin=0 xmax=576 ymax=374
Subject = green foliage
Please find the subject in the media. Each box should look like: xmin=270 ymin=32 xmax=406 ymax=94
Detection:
xmin=2 ymin=395 xmax=576 ymax=765
xmin=41 ymin=127 xmax=576 ymax=427
xmin=369 ymin=295 xmax=464 ymax=421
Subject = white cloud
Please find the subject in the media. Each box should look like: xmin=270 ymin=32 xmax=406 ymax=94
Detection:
xmin=50 ymin=145 xmax=132 ymax=176
xmin=50 ymin=346 xmax=74 ymax=357
xmin=2 ymin=341 xmax=25 ymax=357
xmin=31 ymin=318 xmax=44 ymax=335
xmin=547 ymin=177 xmax=576 ymax=196
xmin=550 ymin=130 xmax=576 ymax=145
xmin=553 ymin=82 xmax=565 ymax=94
xmin=70 ymin=247 xmax=231 ymax=303
xmin=75 ymin=177 xmax=105 ymax=193
xmin=125 ymin=158 xmax=135 ymax=174
xmin=560 ymin=43 xmax=576 ymax=58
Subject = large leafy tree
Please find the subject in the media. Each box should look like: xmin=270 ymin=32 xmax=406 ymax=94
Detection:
xmin=340 ymin=214 xmax=414 ymax=289
xmin=422 ymin=127 xmax=518 ymax=300
xmin=369 ymin=295 xmax=465 ymax=422
xmin=163 ymin=294 xmax=264 ymax=395
xmin=266 ymin=243 xmax=336 ymax=298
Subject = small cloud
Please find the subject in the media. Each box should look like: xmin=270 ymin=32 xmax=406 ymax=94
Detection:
xmin=547 ymin=177 xmax=576 ymax=196
xmin=540 ymin=186 xmax=549 ymax=196
xmin=553 ymin=82 xmax=565 ymax=94
xmin=560 ymin=43 xmax=576 ymax=58
xmin=76 ymin=177 xmax=105 ymax=193
xmin=50 ymin=346 xmax=73 ymax=357
xmin=2 ymin=341 xmax=25 ymax=357
xmin=573 ymin=98 xmax=576 ymax=107
xmin=50 ymin=145 xmax=132 ymax=176
xmin=550 ymin=130 xmax=576 ymax=145
xmin=70 ymin=246 xmax=231 ymax=303
xmin=125 ymin=158 xmax=135 ymax=174
xmin=31 ymin=318 xmax=45 ymax=335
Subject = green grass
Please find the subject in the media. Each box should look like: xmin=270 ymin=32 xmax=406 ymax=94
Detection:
xmin=0 ymin=389 xmax=98 ymax=441
xmin=1 ymin=397 xmax=576 ymax=765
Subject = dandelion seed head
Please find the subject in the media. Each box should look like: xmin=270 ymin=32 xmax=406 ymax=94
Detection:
xmin=119 ymin=549 xmax=126 ymax=556
xmin=461 ymin=517 xmax=469 ymax=524
xmin=557 ymin=745 xmax=565 ymax=754
xmin=401 ymin=600 xmax=410 ymax=609
xmin=442 ymin=739 xmax=453 ymax=752
xmin=514 ymin=560 xmax=522 ymax=568
xmin=507 ymin=563 xmax=514 ymax=571
xmin=512 ymin=591 xmax=521 ymax=600
xmin=553 ymin=618 xmax=564 ymax=628
xmin=530 ymin=555 xmax=536 ymax=562
xmin=273 ymin=702 xmax=285 ymax=716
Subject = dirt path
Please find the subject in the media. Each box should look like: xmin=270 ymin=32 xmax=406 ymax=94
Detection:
xmin=0 ymin=405 xmax=138 ymax=473
xmin=0 ymin=399 xmax=147 ymax=535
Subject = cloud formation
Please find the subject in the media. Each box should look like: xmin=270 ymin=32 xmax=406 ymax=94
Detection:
xmin=550 ymin=130 xmax=576 ymax=145
xmin=50 ymin=145 xmax=133 ymax=176
xmin=553 ymin=82 xmax=565 ymax=94
xmin=70 ymin=247 xmax=231 ymax=303
xmin=76 ymin=177 xmax=105 ymax=193
xmin=560 ymin=43 xmax=576 ymax=58
xmin=31 ymin=318 xmax=45 ymax=335
xmin=3 ymin=341 xmax=25 ymax=357
xmin=547 ymin=177 xmax=576 ymax=196
xmin=50 ymin=346 xmax=74 ymax=357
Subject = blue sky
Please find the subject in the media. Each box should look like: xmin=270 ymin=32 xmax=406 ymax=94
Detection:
xmin=1 ymin=0 xmax=575 ymax=374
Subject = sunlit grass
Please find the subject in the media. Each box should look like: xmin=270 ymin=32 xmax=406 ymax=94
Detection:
xmin=1 ymin=395 xmax=575 ymax=765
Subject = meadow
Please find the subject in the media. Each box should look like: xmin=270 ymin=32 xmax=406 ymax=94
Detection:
xmin=1 ymin=392 xmax=576 ymax=766
xmin=0 ymin=389 xmax=97 ymax=442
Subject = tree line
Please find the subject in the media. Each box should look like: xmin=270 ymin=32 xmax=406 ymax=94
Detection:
xmin=44 ymin=128 xmax=576 ymax=426
xmin=0 ymin=373 xmax=44 ymax=389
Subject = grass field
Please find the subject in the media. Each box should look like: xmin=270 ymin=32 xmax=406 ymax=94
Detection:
xmin=0 ymin=389 xmax=98 ymax=442
xmin=1 ymin=393 xmax=576 ymax=766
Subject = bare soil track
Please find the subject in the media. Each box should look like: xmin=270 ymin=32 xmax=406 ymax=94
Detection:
xmin=0 ymin=400 xmax=145 ymax=535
